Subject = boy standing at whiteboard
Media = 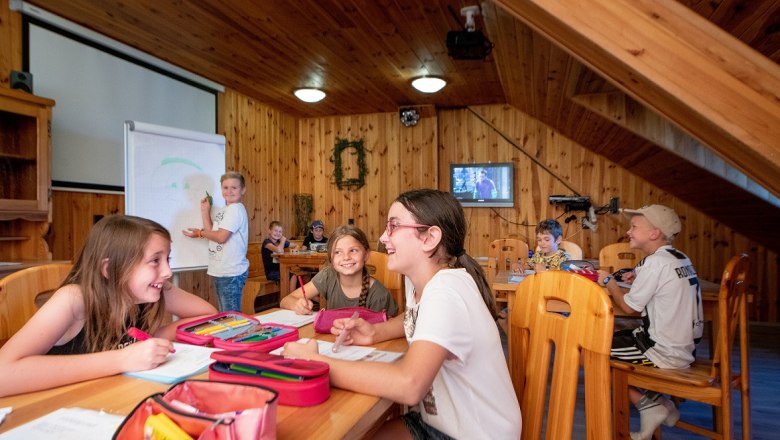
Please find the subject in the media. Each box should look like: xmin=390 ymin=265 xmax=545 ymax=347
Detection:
xmin=184 ymin=171 xmax=249 ymax=312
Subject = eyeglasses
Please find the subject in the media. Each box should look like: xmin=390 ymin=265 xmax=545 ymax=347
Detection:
xmin=385 ymin=220 xmax=432 ymax=236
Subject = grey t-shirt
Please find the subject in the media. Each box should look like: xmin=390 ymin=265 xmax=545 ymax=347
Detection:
xmin=311 ymin=266 xmax=398 ymax=316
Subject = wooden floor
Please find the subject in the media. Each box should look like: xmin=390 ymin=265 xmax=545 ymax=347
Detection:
xmin=569 ymin=322 xmax=780 ymax=439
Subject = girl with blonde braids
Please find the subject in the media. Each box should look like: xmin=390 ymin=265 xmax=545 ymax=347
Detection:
xmin=280 ymin=224 xmax=398 ymax=317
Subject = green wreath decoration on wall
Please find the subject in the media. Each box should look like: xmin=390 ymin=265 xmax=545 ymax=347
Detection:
xmin=331 ymin=137 xmax=368 ymax=190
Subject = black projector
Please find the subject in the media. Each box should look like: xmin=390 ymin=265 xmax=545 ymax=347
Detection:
xmin=446 ymin=30 xmax=492 ymax=60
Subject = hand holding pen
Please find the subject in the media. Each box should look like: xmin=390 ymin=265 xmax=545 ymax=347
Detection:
xmin=297 ymin=275 xmax=313 ymax=314
xmin=128 ymin=327 xmax=175 ymax=353
xmin=332 ymin=311 xmax=360 ymax=352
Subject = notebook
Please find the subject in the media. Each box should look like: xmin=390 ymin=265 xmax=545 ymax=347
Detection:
xmin=123 ymin=342 xmax=221 ymax=384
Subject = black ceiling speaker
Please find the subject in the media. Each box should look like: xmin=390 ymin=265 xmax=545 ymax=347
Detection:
xmin=10 ymin=70 xmax=33 ymax=93
xmin=400 ymin=108 xmax=420 ymax=127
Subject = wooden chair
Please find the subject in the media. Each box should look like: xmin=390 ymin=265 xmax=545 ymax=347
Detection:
xmin=240 ymin=242 xmax=280 ymax=315
xmin=599 ymin=242 xmax=645 ymax=273
xmin=533 ymin=240 xmax=584 ymax=260
xmin=487 ymin=238 xmax=529 ymax=304
xmin=611 ymin=253 xmax=751 ymax=439
xmin=559 ymin=240 xmax=583 ymax=260
xmin=366 ymin=251 xmax=404 ymax=314
xmin=509 ymin=271 xmax=614 ymax=439
xmin=0 ymin=263 xmax=73 ymax=343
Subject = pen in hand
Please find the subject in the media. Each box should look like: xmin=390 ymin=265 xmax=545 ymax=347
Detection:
xmin=298 ymin=275 xmax=311 ymax=313
xmin=128 ymin=326 xmax=175 ymax=353
xmin=332 ymin=311 xmax=360 ymax=353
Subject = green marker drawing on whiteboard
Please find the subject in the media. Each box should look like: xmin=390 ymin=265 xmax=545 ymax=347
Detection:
xmin=205 ymin=191 xmax=213 ymax=206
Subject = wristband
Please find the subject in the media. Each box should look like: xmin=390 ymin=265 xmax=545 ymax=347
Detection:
xmin=198 ymin=229 xmax=205 ymax=239
xmin=601 ymin=275 xmax=612 ymax=287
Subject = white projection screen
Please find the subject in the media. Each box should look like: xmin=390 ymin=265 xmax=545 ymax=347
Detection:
xmin=26 ymin=18 xmax=219 ymax=192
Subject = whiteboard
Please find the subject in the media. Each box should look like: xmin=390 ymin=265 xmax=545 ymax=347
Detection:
xmin=125 ymin=121 xmax=225 ymax=271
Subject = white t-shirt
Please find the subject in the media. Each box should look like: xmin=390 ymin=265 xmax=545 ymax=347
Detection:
xmin=206 ymin=203 xmax=249 ymax=277
xmin=624 ymin=245 xmax=704 ymax=368
xmin=404 ymin=269 xmax=521 ymax=439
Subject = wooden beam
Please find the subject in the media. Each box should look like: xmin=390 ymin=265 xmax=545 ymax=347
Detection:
xmin=493 ymin=0 xmax=780 ymax=197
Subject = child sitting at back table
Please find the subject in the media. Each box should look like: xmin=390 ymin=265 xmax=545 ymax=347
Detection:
xmin=514 ymin=218 xmax=571 ymax=272
xmin=261 ymin=220 xmax=299 ymax=292
xmin=280 ymin=225 xmax=398 ymax=317
xmin=0 ymin=215 xmax=217 ymax=397
xmin=302 ymin=219 xmax=328 ymax=251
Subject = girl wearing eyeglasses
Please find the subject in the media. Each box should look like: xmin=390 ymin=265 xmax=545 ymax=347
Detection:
xmin=282 ymin=189 xmax=520 ymax=439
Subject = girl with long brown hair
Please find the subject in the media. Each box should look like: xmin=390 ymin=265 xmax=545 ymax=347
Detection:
xmin=0 ymin=215 xmax=216 ymax=397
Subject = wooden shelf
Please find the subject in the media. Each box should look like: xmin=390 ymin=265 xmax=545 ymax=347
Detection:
xmin=0 ymin=236 xmax=29 ymax=241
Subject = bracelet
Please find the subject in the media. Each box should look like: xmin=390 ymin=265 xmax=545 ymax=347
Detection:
xmin=198 ymin=229 xmax=204 ymax=239
xmin=601 ymin=275 xmax=612 ymax=287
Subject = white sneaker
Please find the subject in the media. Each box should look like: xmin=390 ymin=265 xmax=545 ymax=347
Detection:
xmin=660 ymin=397 xmax=680 ymax=427
xmin=635 ymin=401 xmax=670 ymax=440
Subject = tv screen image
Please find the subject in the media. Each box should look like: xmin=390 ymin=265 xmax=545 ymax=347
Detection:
xmin=450 ymin=162 xmax=514 ymax=208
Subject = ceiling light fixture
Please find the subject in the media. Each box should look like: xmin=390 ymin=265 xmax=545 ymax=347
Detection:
xmin=294 ymin=88 xmax=326 ymax=103
xmin=411 ymin=77 xmax=446 ymax=94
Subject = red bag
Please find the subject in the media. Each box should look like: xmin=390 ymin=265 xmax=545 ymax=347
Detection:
xmin=209 ymin=350 xmax=330 ymax=407
xmin=312 ymin=307 xmax=387 ymax=334
xmin=113 ymin=380 xmax=277 ymax=440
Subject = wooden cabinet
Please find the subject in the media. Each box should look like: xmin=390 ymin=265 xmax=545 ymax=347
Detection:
xmin=0 ymin=88 xmax=55 ymax=261
xmin=0 ymin=87 xmax=54 ymax=221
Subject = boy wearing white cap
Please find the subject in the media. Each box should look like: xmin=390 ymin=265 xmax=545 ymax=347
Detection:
xmin=598 ymin=204 xmax=704 ymax=440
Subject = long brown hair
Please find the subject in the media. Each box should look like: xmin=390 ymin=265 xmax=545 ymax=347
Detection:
xmin=395 ymin=189 xmax=497 ymax=319
xmin=64 ymin=215 xmax=169 ymax=352
xmin=325 ymin=225 xmax=372 ymax=306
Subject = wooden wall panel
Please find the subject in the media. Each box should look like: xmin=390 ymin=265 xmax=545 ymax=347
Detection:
xmin=297 ymin=112 xmax=438 ymax=243
xmin=0 ymin=0 xmax=22 ymax=89
xmin=50 ymin=191 xmax=123 ymax=261
xmin=219 ymin=89 xmax=299 ymax=241
xmin=440 ymin=104 xmax=777 ymax=321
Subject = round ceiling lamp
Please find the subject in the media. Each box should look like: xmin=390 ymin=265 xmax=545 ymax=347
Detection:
xmin=411 ymin=77 xmax=446 ymax=93
xmin=294 ymin=88 xmax=326 ymax=103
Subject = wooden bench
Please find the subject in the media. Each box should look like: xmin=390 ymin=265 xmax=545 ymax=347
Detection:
xmin=240 ymin=242 xmax=280 ymax=314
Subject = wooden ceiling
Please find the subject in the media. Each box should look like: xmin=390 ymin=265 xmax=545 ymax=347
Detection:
xmin=24 ymin=0 xmax=780 ymax=250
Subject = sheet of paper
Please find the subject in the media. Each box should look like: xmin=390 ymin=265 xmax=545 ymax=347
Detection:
xmin=0 ymin=407 xmax=124 ymax=440
xmin=509 ymin=275 xmax=525 ymax=283
xmin=256 ymin=309 xmax=316 ymax=327
xmin=0 ymin=407 xmax=11 ymax=426
xmin=361 ymin=350 xmax=404 ymax=363
xmin=272 ymin=338 xmax=378 ymax=361
xmin=123 ymin=342 xmax=221 ymax=384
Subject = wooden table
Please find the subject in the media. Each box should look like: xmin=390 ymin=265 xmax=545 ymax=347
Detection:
xmin=277 ymin=251 xmax=328 ymax=296
xmin=0 ymin=311 xmax=408 ymax=439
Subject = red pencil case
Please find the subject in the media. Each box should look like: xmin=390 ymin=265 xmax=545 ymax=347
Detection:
xmin=567 ymin=268 xmax=600 ymax=283
xmin=176 ymin=312 xmax=298 ymax=352
xmin=209 ymin=350 xmax=330 ymax=407
xmin=313 ymin=306 xmax=387 ymax=334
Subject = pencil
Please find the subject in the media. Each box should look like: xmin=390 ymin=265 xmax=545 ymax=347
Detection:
xmin=298 ymin=275 xmax=307 ymax=302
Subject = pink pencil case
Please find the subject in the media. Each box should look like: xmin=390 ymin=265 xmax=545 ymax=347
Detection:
xmin=209 ymin=350 xmax=330 ymax=407
xmin=567 ymin=268 xmax=600 ymax=283
xmin=176 ymin=312 xmax=298 ymax=352
xmin=313 ymin=306 xmax=387 ymax=333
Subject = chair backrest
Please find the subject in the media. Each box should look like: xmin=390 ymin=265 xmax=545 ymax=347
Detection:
xmin=598 ymin=242 xmax=645 ymax=273
xmin=486 ymin=239 xmax=529 ymax=285
xmin=0 ymin=263 xmax=73 ymax=343
xmin=559 ymin=240 xmax=583 ymax=260
xmin=712 ymin=254 xmax=750 ymax=384
xmin=366 ymin=251 xmax=404 ymax=313
xmin=246 ymin=242 xmax=264 ymax=278
xmin=510 ymin=271 xmax=614 ymax=439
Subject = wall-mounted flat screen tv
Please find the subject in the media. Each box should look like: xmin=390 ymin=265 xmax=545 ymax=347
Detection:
xmin=450 ymin=162 xmax=514 ymax=207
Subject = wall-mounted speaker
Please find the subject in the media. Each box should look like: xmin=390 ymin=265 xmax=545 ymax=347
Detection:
xmin=10 ymin=70 xmax=33 ymax=93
